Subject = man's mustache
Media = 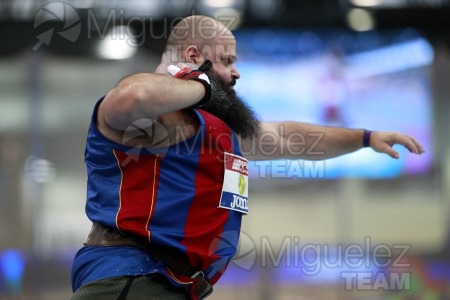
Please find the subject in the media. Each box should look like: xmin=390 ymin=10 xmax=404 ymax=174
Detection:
xmin=206 ymin=70 xmax=236 ymax=88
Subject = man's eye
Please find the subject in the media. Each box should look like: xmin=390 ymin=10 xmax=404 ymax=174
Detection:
xmin=223 ymin=57 xmax=232 ymax=65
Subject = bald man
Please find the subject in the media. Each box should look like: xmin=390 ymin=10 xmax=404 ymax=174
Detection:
xmin=71 ymin=15 xmax=424 ymax=300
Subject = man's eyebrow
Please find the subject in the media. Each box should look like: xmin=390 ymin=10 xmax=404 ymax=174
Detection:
xmin=222 ymin=54 xmax=237 ymax=62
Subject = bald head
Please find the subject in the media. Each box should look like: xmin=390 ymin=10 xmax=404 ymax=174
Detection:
xmin=162 ymin=15 xmax=236 ymax=65
xmin=158 ymin=15 xmax=240 ymax=85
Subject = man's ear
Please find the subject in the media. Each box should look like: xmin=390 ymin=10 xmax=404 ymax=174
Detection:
xmin=185 ymin=46 xmax=201 ymax=64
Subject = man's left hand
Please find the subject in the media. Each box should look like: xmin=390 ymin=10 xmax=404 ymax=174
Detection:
xmin=369 ymin=131 xmax=425 ymax=159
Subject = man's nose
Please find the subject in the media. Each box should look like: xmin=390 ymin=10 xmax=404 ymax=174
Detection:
xmin=231 ymin=66 xmax=240 ymax=80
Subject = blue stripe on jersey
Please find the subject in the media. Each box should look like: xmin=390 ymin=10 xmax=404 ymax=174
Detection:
xmin=71 ymin=246 xmax=175 ymax=292
xmin=204 ymin=132 xmax=245 ymax=281
xmin=147 ymin=110 xmax=205 ymax=250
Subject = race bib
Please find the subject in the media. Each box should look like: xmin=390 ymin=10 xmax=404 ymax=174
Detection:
xmin=219 ymin=153 xmax=249 ymax=214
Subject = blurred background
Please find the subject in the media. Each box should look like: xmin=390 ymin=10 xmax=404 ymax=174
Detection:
xmin=1 ymin=0 xmax=450 ymax=299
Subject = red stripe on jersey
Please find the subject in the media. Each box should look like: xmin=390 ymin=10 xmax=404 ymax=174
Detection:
xmin=181 ymin=110 xmax=234 ymax=270
xmin=113 ymin=150 xmax=161 ymax=240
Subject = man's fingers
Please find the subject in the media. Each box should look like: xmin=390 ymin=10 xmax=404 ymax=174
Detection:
xmin=176 ymin=63 xmax=189 ymax=70
xmin=398 ymin=135 xmax=426 ymax=154
xmin=372 ymin=132 xmax=424 ymax=159
xmin=400 ymin=136 xmax=419 ymax=154
xmin=383 ymin=144 xmax=400 ymax=159
xmin=411 ymin=137 xmax=426 ymax=154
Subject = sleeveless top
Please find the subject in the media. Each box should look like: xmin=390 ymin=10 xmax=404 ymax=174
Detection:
xmin=71 ymin=98 xmax=248 ymax=291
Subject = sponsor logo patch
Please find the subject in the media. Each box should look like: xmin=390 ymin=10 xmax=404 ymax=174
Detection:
xmin=219 ymin=153 xmax=249 ymax=214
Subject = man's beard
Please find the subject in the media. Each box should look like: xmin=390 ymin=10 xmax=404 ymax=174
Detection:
xmin=201 ymin=72 xmax=261 ymax=139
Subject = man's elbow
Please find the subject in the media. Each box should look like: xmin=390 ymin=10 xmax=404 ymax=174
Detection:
xmin=102 ymin=84 xmax=142 ymax=131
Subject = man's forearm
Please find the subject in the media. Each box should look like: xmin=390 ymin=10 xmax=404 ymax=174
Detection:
xmin=274 ymin=122 xmax=365 ymax=160
xmin=103 ymin=73 xmax=205 ymax=130
xmin=242 ymin=122 xmax=366 ymax=160
xmin=287 ymin=123 xmax=365 ymax=160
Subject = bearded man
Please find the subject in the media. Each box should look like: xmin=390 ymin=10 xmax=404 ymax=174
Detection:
xmin=70 ymin=15 xmax=424 ymax=300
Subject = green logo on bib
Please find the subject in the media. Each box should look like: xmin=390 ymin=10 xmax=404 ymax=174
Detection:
xmin=238 ymin=174 xmax=246 ymax=195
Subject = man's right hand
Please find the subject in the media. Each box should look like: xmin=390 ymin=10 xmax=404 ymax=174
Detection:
xmin=167 ymin=60 xmax=212 ymax=107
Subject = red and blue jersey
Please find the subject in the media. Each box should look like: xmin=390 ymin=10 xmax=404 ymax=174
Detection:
xmin=71 ymin=99 xmax=246 ymax=291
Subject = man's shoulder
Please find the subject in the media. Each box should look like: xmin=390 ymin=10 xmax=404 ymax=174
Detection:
xmin=93 ymin=95 xmax=128 ymax=144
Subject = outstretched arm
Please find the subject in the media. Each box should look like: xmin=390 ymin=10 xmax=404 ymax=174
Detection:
xmin=240 ymin=121 xmax=425 ymax=161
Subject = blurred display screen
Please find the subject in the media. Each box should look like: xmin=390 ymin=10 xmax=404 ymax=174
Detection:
xmin=234 ymin=28 xmax=434 ymax=179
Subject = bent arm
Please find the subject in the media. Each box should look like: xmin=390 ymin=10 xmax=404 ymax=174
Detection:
xmin=240 ymin=121 xmax=425 ymax=161
xmin=101 ymin=73 xmax=205 ymax=130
